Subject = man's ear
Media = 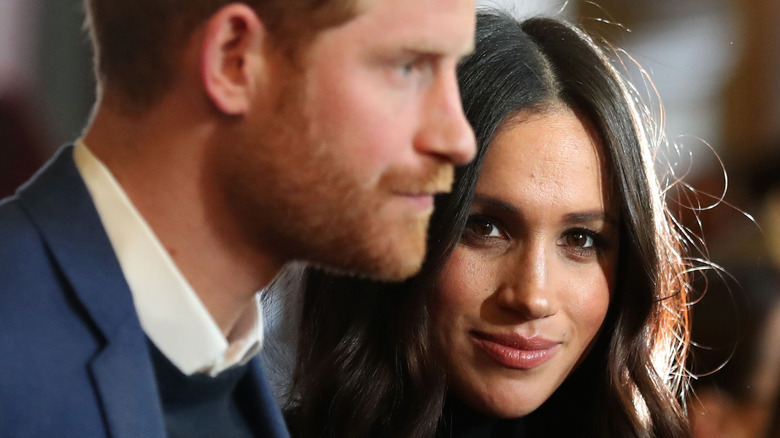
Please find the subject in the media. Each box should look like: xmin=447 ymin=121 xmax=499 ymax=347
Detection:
xmin=200 ymin=4 xmax=266 ymax=116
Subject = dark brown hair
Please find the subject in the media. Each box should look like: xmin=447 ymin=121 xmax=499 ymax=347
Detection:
xmin=83 ymin=0 xmax=360 ymax=109
xmin=286 ymin=10 xmax=693 ymax=438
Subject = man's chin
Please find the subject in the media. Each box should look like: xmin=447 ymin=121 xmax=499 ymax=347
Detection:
xmin=309 ymin=239 xmax=427 ymax=282
xmin=368 ymin=252 xmax=425 ymax=282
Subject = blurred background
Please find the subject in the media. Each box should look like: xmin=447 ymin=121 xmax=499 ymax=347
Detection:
xmin=2 ymin=0 xmax=779 ymax=435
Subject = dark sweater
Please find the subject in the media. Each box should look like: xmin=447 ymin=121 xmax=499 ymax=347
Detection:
xmin=148 ymin=341 xmax=257 ymax=438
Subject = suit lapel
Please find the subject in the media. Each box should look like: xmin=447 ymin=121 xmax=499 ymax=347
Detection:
xmin=17 ymin=146 xmax=166 ymax=438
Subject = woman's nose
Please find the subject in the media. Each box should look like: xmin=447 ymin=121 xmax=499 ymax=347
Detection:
xmin=495 ymin=243 xmax=556 ymax=320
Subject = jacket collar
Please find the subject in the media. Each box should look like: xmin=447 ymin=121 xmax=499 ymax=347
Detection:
xmin=17 ymin=145 xmax=166 ymax=438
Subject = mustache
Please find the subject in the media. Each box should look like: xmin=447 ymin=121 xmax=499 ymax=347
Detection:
xmin=380 ymin=162 xmax=455 ymax=195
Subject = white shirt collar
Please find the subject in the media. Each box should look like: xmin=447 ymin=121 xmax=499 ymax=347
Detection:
xmin=73 ymin=140 xmax=263 ymax=376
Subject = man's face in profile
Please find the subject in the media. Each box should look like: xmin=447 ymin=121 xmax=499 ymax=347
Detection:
xmin=225 ymin=0 xmax=476 ymax=280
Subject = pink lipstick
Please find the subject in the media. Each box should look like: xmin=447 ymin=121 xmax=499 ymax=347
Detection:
xmin=471 ymin=331 xmax=560 ymax=370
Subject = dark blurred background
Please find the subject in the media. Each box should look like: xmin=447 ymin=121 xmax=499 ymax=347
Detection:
xmin=2 ymin=0 xmax=779 ymax=435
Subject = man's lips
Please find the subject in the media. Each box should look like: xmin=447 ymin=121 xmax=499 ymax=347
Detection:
xmin=392 ymin=171 xmax=453 ymax=212
xmin=402 ymin=194 xmax=435 ymax=210
xmin=471 ymin=330 xmax=561 ymax=370
xmin=395 ymin=188 xmax=449 ymax=210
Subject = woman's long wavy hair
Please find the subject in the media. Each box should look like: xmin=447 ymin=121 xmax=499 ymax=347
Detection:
xmin=285 ymin=10 xmax=692 ymax=438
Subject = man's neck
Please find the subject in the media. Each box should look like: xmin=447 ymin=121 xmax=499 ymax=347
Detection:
xmin=82 ymin=101 xmax=283 ymax=336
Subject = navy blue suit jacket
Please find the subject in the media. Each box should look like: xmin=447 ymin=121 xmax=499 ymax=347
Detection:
xmin=0 ymin=146 xmax=290 ymax=438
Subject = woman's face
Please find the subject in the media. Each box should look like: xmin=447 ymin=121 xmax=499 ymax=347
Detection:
xmin=430 ymin=108 xmax=619 ymax=418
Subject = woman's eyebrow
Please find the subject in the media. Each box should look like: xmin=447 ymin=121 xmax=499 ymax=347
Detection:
xmin=562 ymin=211 xmax=618 ymax=226
xmin=471 ymin=194 xmax=519 ymax=216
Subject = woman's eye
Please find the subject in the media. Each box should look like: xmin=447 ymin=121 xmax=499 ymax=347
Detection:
xmin=463 ymin=215 xmax=505 ymax=239
xmin=559 ymin=228 xmax=603 ymax=260
xmin=564 ymin=231 xmax=595 ymax=248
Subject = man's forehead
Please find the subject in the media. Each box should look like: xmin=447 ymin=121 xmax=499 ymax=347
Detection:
xmin=348 ymin=0 xmax=476 ymax=56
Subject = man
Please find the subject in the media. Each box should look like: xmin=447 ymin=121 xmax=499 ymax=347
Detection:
xmin=0 ymin=0 xmax=476 ymax=436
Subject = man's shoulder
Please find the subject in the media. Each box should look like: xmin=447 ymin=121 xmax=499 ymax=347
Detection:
xmin=0 ymin=159 xmax=95 ymax=314
xmin=0 ymin=195 xmax=125 ymax=438
xmin=0 ymin=196 xmax=80 ymax=336
xmin=0 ymin=190 xmax=112 ymax=375
xmin=0 ymin=195 xmax=51 ymax=279
xmin=0 ymin=145 xmax=91 ymax=279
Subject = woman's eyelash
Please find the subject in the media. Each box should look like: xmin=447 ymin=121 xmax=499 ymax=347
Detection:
xmin=462 ymin=214 xmax=507 ymax=240
xmin=559 ymin=227 xmax=610 ymax=261
xmin=562 ymin=228 xmax=603 ymax=248
xmin=461 ymin=215 xmax=612 ymax=259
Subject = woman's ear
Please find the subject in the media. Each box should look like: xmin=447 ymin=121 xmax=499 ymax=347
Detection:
xmin=200 ymin=4 xmax=266 ymax=115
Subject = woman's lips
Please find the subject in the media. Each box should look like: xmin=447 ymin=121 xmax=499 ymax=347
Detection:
xmin=471 ymin=331 xmax=561 ymax=370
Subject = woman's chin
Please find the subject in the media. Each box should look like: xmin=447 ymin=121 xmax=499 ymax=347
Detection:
xmin=487 ymin=404 xmax=538 ymax=419
xmin=464 ymin=392 xmax=543 ymax=419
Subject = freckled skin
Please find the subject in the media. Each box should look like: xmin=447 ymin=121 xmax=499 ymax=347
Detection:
xmin=429 ymin=108 xmax=619 ymax=418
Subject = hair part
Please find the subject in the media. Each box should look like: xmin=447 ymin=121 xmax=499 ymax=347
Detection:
xmin=83 ymin=0 xmax=363 ymax=111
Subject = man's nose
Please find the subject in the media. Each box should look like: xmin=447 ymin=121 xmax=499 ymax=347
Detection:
xmin=414 ymin=68 xmax=476 ymax=166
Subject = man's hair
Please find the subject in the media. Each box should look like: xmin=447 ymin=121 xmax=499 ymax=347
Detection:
xmin=84 ymin=0 xmax=360 ymax=110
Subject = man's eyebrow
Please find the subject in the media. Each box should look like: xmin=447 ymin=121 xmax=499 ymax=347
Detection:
xmin=400 ymin=38 xmax=475 ymax=59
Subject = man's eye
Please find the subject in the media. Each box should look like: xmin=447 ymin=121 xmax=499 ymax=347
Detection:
xmin=389 ymin=57 xmax=434 ymax=87
xmin=397 ymin=61 xmax=416 ymax=76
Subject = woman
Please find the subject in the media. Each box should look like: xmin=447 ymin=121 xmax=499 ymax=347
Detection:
xmin=283 ymin=10 xmax=692 ymax=437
